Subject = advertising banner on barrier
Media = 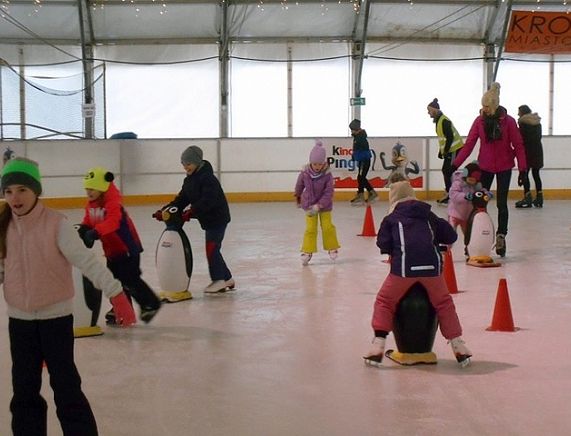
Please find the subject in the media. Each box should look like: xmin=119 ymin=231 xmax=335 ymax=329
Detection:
xmin=505 ymin=10 xmax=571 ymax=54
xmin=323 ymin=137 xmax=424 ymax=189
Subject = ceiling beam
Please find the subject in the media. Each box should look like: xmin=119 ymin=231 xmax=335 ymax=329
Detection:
xmin=7 ymin=0 xmax=568 ymax=5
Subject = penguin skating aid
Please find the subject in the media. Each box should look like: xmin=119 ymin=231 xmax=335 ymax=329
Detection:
xmin=155 ymin=206 xmax=194 ymax=302
xmin=464 ymin=190 xmax=501 ymax=268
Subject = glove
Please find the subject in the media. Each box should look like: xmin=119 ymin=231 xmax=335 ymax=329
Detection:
xmin=306 ymin=204 xmax=320 ymax=217
xmin=517 ymin=171 xmax=528 ymax=187
xmin=110 ymin=292 xmax=136 ymax=327
xmin=82 ymin=229 xmax=99 ymax=249
xmin=464 ymin=192 xmax=473 ymax=201
xmin=152 ymin=209 xmax=164 ymax=221
xmin=295 ymin=196 xmax=301 ymax=207
xmin=182 ymin=209 xmax=193 ymax=222
xmin=438 ymin=151 xmax=443 ymax=159
xmin=76 ymin=224 xmax=91 ymax=247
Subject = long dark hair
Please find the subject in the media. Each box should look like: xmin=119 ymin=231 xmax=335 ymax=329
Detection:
xmin=0 ymin=202 xmax=12 ymax=258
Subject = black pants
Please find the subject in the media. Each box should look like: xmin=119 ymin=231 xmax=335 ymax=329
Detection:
xmin=107 ymin=253 xmax=161 ymax=311
xmin=441 ymin=150 xmax=458 ymax=193
xmin=9 ymin=315 xmax=98 ymax=436
xmin=357 ymin=159 xmax=373 ymax=193
xmin=522 ymin=168 xmax=543 ymax=193
xmin=480 ymin=169 xmax=511 ymax=235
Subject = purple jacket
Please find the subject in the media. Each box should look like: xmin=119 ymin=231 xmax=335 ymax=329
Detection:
xmin=294 ymin=165 xmax=334 ymax=212
xmin=377 ymin=200 xmax=457 ymax=277
xmin=453 ymin=109 xmax=527 ymax=173
xmin=447 ymin=170 xmax=482 ymax=222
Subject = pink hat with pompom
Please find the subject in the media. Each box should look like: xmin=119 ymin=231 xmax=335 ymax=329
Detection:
xmin=309 ymin=139 xmax=327 ymax=164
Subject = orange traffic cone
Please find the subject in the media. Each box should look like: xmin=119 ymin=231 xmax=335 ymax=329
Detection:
xmin=443 ymin=248 xmax=458 ymax=294
xmin=358 ymin=204 xmax=377 ymax=237
xmin=487 ymin=278 xmax=518 ymax=332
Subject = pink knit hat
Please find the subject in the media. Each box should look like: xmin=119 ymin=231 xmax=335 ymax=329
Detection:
xmin=309 ymin=139 xmax=326 ymax=164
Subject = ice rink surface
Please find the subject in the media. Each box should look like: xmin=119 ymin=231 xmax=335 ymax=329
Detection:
xmin=1 ymin=199 xmax=571 ymax=436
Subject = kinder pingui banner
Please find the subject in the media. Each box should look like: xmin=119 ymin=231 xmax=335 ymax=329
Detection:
xmin=325 ymin=137 xmax=424 ymax=189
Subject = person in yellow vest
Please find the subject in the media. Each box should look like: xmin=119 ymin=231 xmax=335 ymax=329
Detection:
xmin=427 ymin=98 xmax=464 ymax=205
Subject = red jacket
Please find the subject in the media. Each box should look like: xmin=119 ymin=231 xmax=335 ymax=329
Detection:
xmin=453 ymin=108 xmax=527 ymax=173
xmin=81 ymin=182 xmax=143 ymax=260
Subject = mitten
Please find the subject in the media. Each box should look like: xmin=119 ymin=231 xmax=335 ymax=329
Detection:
xmin=152 ymin=209 xmax=164 ymax=221
xmin=464 ymin=192 xmax=473 ymax=201
xmin=83 ymin=229 xmax=99 ymax=249
xmin=517 ymin=171 xmax=528 ymax=187
xmin=438 ymin=151 xmax=443 ymax=159
xmin=182 ymin=209 xmax=193 ymax=222
xmin=306 ymin=204 xmax=319 ymax=217
xmin=110 ymin=292 xmax=136 ymax=327
xmin=77 ymin=224 xmax=91 ymax=247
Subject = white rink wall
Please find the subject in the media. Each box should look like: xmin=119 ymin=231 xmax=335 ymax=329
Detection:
xmin=3 ymin=136 xmax=571 ymax=198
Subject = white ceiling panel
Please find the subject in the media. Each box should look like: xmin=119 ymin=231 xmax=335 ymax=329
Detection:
xmin=91 ymin=4 xmax=220 ymax=40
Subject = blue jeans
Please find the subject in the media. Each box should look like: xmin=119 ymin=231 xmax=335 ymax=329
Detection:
xmin=205 ymin=225 xmax=232 ymax=282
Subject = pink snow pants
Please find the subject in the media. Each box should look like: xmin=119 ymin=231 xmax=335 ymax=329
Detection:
xmin=371 ymin=273 xmax=462 ymax=340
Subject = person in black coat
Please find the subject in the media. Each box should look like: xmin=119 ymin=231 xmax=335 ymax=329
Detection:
xmin=154 ymin=146 xmax=234 ymax=294
xmin=515 ymin=105 xmax=544 ymax=208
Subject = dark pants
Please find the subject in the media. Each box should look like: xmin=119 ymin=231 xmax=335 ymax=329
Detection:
xmin=108 ymin=253 xmax=161 ymax=310
xmin=480 ymin=169 xmax=511 ymax=235
xmin=357 ymin=159 xmax=373 ymax=193
xmin=522 ymin=168 xmax=543 ymax=193
xmin=9 ymin=315 xmax=98 ymax=436
xmin=205 ymin=225 xmax=232 ymax=282
xmin=441 ymin=150 xmax=458 ymax=193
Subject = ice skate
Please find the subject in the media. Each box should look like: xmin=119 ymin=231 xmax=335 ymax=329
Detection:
xmin=301 ymin=252 xmax=312 ymax=266
xmin=533 ymin=191 xmax=543 ymax=208
xmin=363 ymin=337 xmax=386 ymax=367
xmin=105 ymin=308 xmax=116 ymax=325
xmin=367 ymin=190 xmax=378 ymax=203
xmin=350 ymin=193 xmax=365 ymax=207
xmin=140 ymin=303 xmax=161 ymax=324
xmin=450 ymin=337 xmax=472 ymax=368
xmin=515 ymin=192 xmax=532 ymax=208
xmin=436 ymin=194 xmax=449 ymax=205
xmin=225 ymin=278 xmax=236 ymax=291
xmin=203 ymin=280 xmax=228 ymax=294
xmin=495 ymin=233 xmax=506 ymax=257
xmin=328 ymin=250 xmax=338 ymax=261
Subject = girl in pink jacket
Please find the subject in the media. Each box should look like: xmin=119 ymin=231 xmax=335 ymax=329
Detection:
xmin=451 ymin=83 xmax=527 ymax=257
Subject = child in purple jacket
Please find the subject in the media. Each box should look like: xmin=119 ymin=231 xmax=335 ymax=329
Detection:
xmin=294 ymin=140 xmax=340 ymax=266
xmin=364 ymin=180 xmax=472 ymax=367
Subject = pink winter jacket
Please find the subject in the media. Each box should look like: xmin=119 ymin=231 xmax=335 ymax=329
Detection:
xmin=453 ymin=110 xmax=527 ymax=173
xmin=447 ymin=171 xmax=481 ymax=222
xmin=1 ymin=201 xmax=122 ymax=320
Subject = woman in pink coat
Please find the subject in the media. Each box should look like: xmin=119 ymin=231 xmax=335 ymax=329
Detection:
xmin=450 ymin=83 xmax=527 ymax=257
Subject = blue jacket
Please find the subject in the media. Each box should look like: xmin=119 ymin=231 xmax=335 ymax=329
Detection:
xmin=377 ymin=200 xmax=457 ymax=277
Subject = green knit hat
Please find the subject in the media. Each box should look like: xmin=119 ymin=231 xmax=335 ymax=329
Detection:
xmin=1 ymin=157 xmax=42 ymax=195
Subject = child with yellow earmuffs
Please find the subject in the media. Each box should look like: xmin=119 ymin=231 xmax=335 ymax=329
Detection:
xmin=80 ymin=167 xmax=161 ymax=324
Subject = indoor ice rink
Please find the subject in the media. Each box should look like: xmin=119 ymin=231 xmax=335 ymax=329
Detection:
xmin=2 ymin=0 xmax=571 ymax=435
xmin=1 ymin=199 xmax=571 ymax=435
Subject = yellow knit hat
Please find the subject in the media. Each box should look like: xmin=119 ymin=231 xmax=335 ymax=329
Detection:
xmin=83 ymin=167 xmax=114 ymax=192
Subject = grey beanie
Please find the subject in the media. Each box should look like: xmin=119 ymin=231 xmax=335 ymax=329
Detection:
xmin=181 ymin=145 xmax=203 ymax=166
